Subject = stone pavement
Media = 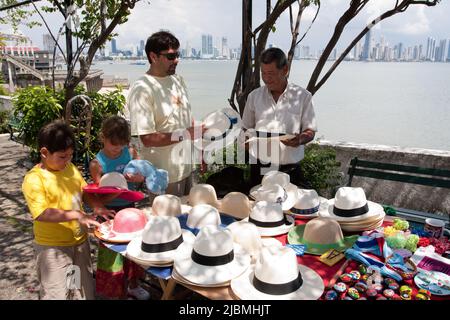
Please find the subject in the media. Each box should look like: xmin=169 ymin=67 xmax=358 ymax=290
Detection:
xmin=0 ymin=134 xmax=39 ymax=299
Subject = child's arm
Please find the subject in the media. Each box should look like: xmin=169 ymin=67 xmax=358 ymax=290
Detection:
xmin=83 ymin=192 xmax=116 ymax=220
xmin=125 ymin=146 xmax=145 ymax=183
xmin=89 ymin=159 xmax=103 ymax=184
xmin=36 ymin=208 xmax=101 ymax=229
xmin=89 ymin=158 xmax=121 ymax=204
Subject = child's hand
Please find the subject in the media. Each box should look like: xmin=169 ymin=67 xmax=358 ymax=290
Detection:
xmin=78 ymin=214 xmax=102 ymax=231
xmin=94 ymin=207 xmax=116 ymax=221
xmin=124 ymin=172 xmax=145 ymax=183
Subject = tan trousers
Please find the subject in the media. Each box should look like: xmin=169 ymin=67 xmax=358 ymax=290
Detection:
xmin=148 ymin=174 xmax=193 ymax=206
xmin=34 ymin=240 xmax=95 ymax=300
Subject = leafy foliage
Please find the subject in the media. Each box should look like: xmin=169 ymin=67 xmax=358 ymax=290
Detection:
xmin=0 ymin=109 xmax=11 ymax=134
xmin=11 ymin=85 xmax=126 ymax=163
xmin=299 ymin=143 xmax=343 ymax=197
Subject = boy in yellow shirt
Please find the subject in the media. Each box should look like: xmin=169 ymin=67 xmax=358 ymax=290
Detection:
xmin=22 ymin=120 xmax=115 ymax=300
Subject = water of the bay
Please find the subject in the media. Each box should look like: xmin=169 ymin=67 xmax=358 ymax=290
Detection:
xmin=95 ymin=59 xmax=450 ymax=151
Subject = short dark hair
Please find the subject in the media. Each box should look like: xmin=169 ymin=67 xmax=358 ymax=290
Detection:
xmin=101 ymin=115 xmax=130 ymax=145
xmin=145 ymin=31 xmax=180 ymax=63
xmin=260 ymin=47 xmax=287 ymax=69
xmin=38 ymin=120 xmax=75 ymax=153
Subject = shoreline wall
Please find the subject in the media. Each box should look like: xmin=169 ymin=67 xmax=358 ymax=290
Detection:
xmin=318 ymin=140 xmax=450 ymax=215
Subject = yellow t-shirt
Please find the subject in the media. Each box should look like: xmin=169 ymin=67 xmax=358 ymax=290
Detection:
xmin=22 ymin=163 xmax=87 ymax=246
xmin=127 ymin=74 xmax=193 ymax=183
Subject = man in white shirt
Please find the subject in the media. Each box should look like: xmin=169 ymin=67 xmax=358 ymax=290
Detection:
xmin=128 ymin=31 xmax=204 ymax=202
xmin=242 ymin=47 xmax=317 ymax=188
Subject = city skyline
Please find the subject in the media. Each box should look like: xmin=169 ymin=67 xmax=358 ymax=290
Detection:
xmin=1 ymin=0 xmax=449 ymax=56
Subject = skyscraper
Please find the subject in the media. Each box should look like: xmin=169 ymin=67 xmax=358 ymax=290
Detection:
xmin=201 ymin=34 xmax=213 ymax=58
xmin=438 ymin=39 xmax=448 ymax=62
xmin=43 ymin=34 xmax=55 ymax=52
xmin=111 ymin=39 xmax=117 ymax=54
xmin=221 ymin=37 xmax=229 ymax=58
xmin=362 ymin=28 xmax=372 ymax=61
xmin=426 ymin=37 xmax=436 ymax=61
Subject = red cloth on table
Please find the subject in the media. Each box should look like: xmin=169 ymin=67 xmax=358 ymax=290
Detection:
xmin=274 ymin=218 xmax=449 ymax=300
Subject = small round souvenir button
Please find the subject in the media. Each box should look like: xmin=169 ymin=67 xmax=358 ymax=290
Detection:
xmin=325 ymin=290 xmax=338 ymax=300
xmin=366 ymin=288 xmax=378 ymax=298
xmin=354 ymin=282 xmax=368 ymax=293
xmin=400 ymin=285 xmax=412 ymax=296
xmin=334 ymin=282 xmax=348 ymax=293
xmin=349 ymin=271 xmax=361 ymax=281
xmin=383 ymin=289 xmax=395 ymax=299
xmin=358 ymin=264 xmax=367 ymax=275
xmin=348 ymin=287 xmax=360 ymax=299
xmin=340 ymin=273 xmax=353 ymax=283
xmin=415 ymin=289 xmax=431 ymax=300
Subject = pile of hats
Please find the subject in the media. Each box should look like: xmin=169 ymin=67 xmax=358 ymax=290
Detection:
xmin=249 ymin=171 xmax=298 ymax=211
xmin=318 ymin=187 xmax=385 ymax=232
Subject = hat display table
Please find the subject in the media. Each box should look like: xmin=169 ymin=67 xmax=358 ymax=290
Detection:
xmin=96 ymin=215 xmax=449 ymax=300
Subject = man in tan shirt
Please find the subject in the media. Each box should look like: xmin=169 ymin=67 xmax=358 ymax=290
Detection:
xmin=128 ymin=31 xmax=204 ymax=202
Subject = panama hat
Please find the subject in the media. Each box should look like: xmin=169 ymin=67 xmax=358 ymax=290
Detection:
xmin=250 ymin=171 xmax=298 ymax=211
xmin=250 ymin=183 xmax=298 ymax=211
xmin=318 ymin=187 xmax=384 ymax=222
xmin=182 ymin=184 xmax=220 ymax=208
xmin=288 ymin=189 xmax=328 ymax=219
xmin=287 ymin=217 xmax=359 ymax=255
xmin=83 ymin=172 xmax=145 ymax=202
xmin=144 ymin=194 xmax=191 ymax=216
xmin=218 ymin=192 xmax=254 ymax=220
xmin=173 ymin=225 xmax=251 ymax=286
xmin=95 ymin=208 xmax=148 ymax=243
xmin=195 ymin=107 xmax=242 ymax=153
xmin=227 ymin=220 xmax=282 ymax=263
xmin=126 ymin=215 xmax=195 ymax=265
xmin=248 ymin=201 xmax=295 ymax=237
xmin=177 ymin=204 xmax=236 ymax=235
xmin=231 ymin=246 xmax=324 ymax=300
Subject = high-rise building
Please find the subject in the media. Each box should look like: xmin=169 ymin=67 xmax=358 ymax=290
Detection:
xmin=43 ymin=34 xmax=55 ymax=52
xmin=201 ymin=34 xmax=213 ymax=58
xmin=362 ymin=28 xmax=372 ymax=61
xmin=426 ymin=37 xmax=436 ymax=61
xmin=397 ymin=42 xmax=403 ymax=60
xmin=438 ymin=39 xmax=448 ymax=62
xmin=185 ymin=41 xmax=192 ymax=58
xmin=111 ymin=39 xmax=117 ymax=54
xmin=221 ymin=37 xmax=229 ymax=58
xmin=447 ymin=40 xmax=450 ymax=61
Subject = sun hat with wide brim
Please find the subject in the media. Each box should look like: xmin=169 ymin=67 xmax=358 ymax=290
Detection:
xmin=318 ymin=187 xmax=384 ymax=222
xmin=181 ymin=184 xmax=220 ymax=208
xmin=250 ymin=183 xmax=298 ymax=211
xmin=231 ymin=246 xmax=324 ymax=300
xmin=126 ymin=216 xmax=195 ymax=263
xmin=95 ymin=208 xmax=148 ymax=243
xmin=288 ymin=189 xmax=329 ymax=219
xmin=83 ymin=172 xmax=145 ymax=202
xmin=173 ymin=225 xmax=251 ymax=286
xmin=143 ymin=194 xmax=192 ymax=216
xmin=287 ymin=218 xmax=359 ymax=255
xmin=217 ymin=192 xmax=255 ymax=220
xmin=246 ymin=201 xmax=295 ymax=237
xmin=194 ymin=107 xmax=242 ymax=153
xmin=177 ymin=212 xmax=236 ymax=236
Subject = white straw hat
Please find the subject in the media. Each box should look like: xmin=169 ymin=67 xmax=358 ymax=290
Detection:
xmin=231 ymin=246 xmax=324 ymax=300
xmin=146 ymin=194 xmax=191 ymax=216
xmin=319 ymin=187 xmax=384 ymax=222
xmin=218 ymin=192 xmax=254 ymax=220
xmin=196 ymin=107 xmax=242 ymax=153
xmin=185 ymin=184 xmax=220 ymax=208
xmin=248 ymin=201 xmax=295 ymax=237
xmin=173 ymin=225 xmax=251 ymax=285
xmin=289 ymin=189 xmax=328 ymax=219
xmin=126 ymin=215 xmax=195 ymax=263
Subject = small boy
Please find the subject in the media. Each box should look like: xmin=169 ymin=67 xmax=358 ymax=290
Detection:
xmin=22 ymin=120 xmax=115 ymax=300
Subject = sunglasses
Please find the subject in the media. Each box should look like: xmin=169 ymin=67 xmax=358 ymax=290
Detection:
xmin=158 ymin=51 xmax=180 ymax=61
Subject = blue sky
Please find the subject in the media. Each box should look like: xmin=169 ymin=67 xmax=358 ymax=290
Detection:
xmin=2 ymin=0 xmax=449 ymax=53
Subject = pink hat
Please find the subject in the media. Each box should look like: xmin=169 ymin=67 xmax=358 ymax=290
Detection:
xmin=83 ymin=172 xmax=145 ymax=202
xmin=95 ymin=208 xmax=148 ymax=243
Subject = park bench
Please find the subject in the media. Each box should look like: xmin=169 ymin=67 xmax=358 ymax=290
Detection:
xmin=347 ymin=157 xmax=450 ymax=230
